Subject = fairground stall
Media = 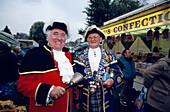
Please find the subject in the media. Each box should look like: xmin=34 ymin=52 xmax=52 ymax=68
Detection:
xmin=101 ymin=0 xmax=170 ymax=74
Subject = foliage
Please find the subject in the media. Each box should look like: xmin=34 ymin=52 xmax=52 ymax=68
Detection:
xmin=29 ymin=21 xmax=47 ymax=46
xmin=3 ymin=26 xmax=12 ymax=34
xmin=78 ymin=28 xmax=86 ymax=35
xmin=83 ymin=0 xmax=114 ymax=27
xmin=112 ymin=0 xmax=147 ymax=17
xmin=14 ymin=33 xmax=29 ymax=39
xmin=83 ymin=0 xmax=148 ymax=27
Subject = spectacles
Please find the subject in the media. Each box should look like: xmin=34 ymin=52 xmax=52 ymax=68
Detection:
xmin=87 ymin=36 xmax=100 ymax=41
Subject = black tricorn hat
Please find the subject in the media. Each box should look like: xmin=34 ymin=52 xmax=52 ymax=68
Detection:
xmin=84 ymin=25 xmax=106 ymax=42
xmin=43 ymin=20 xmax=69 ymax=36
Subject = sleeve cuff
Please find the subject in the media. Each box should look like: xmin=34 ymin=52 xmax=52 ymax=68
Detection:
xmin=46 ymin=86 xmax=54 ymax=104
xmin=36 ymin=83 xmax=52 ymax=106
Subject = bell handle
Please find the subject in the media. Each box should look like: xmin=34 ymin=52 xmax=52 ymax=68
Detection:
xmin=65 ymin=82 xmax=74 ymax=90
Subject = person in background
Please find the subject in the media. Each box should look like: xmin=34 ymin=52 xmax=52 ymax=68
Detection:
xmin=117 ymin=49 xmax=136 ymax=106
xmin=143 ymin=49 xmax=170 ymax=112
xmin=14 ymin=46 xmax=25 ymax=64
xmin=17 ymin=20 xmax=74 ymax=112
xmin=73 ymin=25 xmax=123 ymax=112
xmin=0 ymin=41 xmax=19 ymax=83
xmin=0 ymin=41 xmax=19 ymax=93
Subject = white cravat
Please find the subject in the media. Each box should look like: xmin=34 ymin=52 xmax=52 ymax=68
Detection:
xmin=53 ymin=49 xmax=74 ymax=84
xmin=46 ymin=50 xmax=74 ymax=104
xmin=88 ymin=47 xmax=101 ymax=73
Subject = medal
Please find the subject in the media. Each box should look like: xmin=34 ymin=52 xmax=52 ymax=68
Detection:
xmin=89 ymin=81 xmax=97 ymax=94
xmin=89 ymin=71 xmax=101 ymax=94
xmin=90 ymin=84 xmax=97 ymax=94
xmin=110 ymin=69 xmax=117 ymax=77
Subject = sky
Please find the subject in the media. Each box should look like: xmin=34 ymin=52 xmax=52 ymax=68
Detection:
xmin=0 ymin=0 xmax=158 ymax=41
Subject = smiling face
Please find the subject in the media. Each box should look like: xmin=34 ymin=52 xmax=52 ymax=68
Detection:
xmin=87 ymin=33 xmax=102 ymax=49
xmin=47 ymin=29 xmax=66 ymax=51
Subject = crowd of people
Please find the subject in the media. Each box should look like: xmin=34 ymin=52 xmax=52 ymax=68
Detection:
xmin=0 ymin=19 xmax=169 ymax=112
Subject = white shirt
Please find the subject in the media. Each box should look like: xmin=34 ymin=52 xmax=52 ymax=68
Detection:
xmin=88 ymin=47 xmax=101 ymax=72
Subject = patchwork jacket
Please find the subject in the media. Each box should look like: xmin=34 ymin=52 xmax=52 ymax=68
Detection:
xmin=73 ymin=48 xmax=123 ymax=112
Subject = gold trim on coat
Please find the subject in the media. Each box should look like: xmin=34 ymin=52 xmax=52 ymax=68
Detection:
xmin=73 ymin=60 xmax=84 ymax=66
xmin=19 ymin=68 xmax=58 ymax=75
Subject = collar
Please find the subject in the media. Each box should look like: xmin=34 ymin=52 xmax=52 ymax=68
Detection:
xmin=89 ymin=47 xmax=100 ymax=53
xmin=53 ymin=49 xmax=64 ymax=55
xmin=43 ymin=44 xmax=53 ymax=53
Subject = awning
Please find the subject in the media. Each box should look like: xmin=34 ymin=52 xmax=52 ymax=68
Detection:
xmin=101 ymin=0 xmax=170 ymax=36
xmin=0 ymin=31 xmax=20 ymax=46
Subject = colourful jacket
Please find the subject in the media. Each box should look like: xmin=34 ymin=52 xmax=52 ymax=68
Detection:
xmin=17 ymin=45 xmax=73 ymax=112
xmin=73 ymin=48 xmax=123 ymax=112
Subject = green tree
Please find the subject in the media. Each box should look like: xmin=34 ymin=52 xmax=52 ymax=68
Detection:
xmin=83 ymin=0 xmax=113 ymax=27
xmin=83 ymin=0 xmax=148 ymax=27
xmin=113 ymin=0 xmax=148 ymax=17
xmin=14 ymin=33 xmax=29 ymax=39
xmin=3 ymin=26 xmax=12 ymax=34
xmin=78 ymin=28 xmax=86 ymax=35
xmin=29 ymin=21 xmax=47 ymax=46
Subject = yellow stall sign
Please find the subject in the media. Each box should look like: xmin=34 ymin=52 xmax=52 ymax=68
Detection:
xmin=103 ymin=8 xmax=170 ymax=36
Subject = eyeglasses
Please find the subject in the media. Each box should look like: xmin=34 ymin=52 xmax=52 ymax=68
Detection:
xmin=87 ymin=36 xmax=100 ymax=41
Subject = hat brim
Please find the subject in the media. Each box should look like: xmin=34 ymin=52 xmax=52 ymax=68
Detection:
xmin=46 ymin=22 xmax=68 ymax=34
xmin=85 ymin=28 xmax=105 ymax=42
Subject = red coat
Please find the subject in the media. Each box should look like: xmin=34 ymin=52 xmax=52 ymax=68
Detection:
xmin=17 ymin=45 xmax=73 ymax=112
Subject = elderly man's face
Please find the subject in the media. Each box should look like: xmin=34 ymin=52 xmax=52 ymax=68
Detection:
xmin=87 ymin=33 xmax=102 ymax=49
xmin=48 ymin=29 xmax=66 ymax=51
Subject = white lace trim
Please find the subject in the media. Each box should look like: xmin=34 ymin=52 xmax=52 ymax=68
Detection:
xmin=88 ymin=47 xmax=101 ymax=72
xmin=53 ymin=49 xmax=74 ymax=83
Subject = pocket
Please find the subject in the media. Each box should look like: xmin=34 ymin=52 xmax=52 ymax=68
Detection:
xmin=149 ymin=86 xmax=168 ymax=103
xmin=153 ymin=86 xmax=168 ymax=95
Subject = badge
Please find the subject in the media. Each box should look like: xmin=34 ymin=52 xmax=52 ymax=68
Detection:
xmin=116 ymin=76 xmax=122 ymax=84
xmin=89 ymin=81 xmax=97 ymax=94
xmin=110 ymin=69 xmax=117 ymax=77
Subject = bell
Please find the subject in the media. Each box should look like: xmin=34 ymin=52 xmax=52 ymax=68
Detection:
xmin=50 ymin=72 xmax=84 ymax=101
xmin=65 ymin=72 xmax=84 ymax=90
xmin=110 ymin=69 xmax=117 ymax=77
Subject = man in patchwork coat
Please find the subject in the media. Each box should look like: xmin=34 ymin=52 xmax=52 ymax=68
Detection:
xmin=73 ymin=25 xmax=123 ymax=112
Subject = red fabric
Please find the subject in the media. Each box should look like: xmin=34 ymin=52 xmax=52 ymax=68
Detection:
xmin=17 ymin=52 xmax=72 ymax=112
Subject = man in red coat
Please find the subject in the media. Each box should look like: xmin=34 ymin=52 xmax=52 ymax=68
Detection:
xmin=17 ymin=20 xmax=74 ymax=112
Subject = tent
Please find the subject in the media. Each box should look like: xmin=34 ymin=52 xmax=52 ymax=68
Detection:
xmin=112 ymin=41 xmax=125 ymax=53
xmin=130 ymin=36 xmax=150 ymax=53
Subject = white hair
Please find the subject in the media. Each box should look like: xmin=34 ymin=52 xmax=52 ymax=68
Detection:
xmin=43 ymin=19 xmax=70 ymax=40
xmin=46 ymin=30 xmax=69 ymax=41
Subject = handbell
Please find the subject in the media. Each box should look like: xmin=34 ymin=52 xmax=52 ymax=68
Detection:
xmin=110 ymin=69 xmax=117 ymax=77
xmin=65 ymin=72 xmax=84 ymax=90
xmin=50 ymin=72 xmax=84 ymax=101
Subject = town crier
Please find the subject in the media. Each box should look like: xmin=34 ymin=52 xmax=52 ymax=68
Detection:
xmin=17 ymin=20 xmax=74 ymax=112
